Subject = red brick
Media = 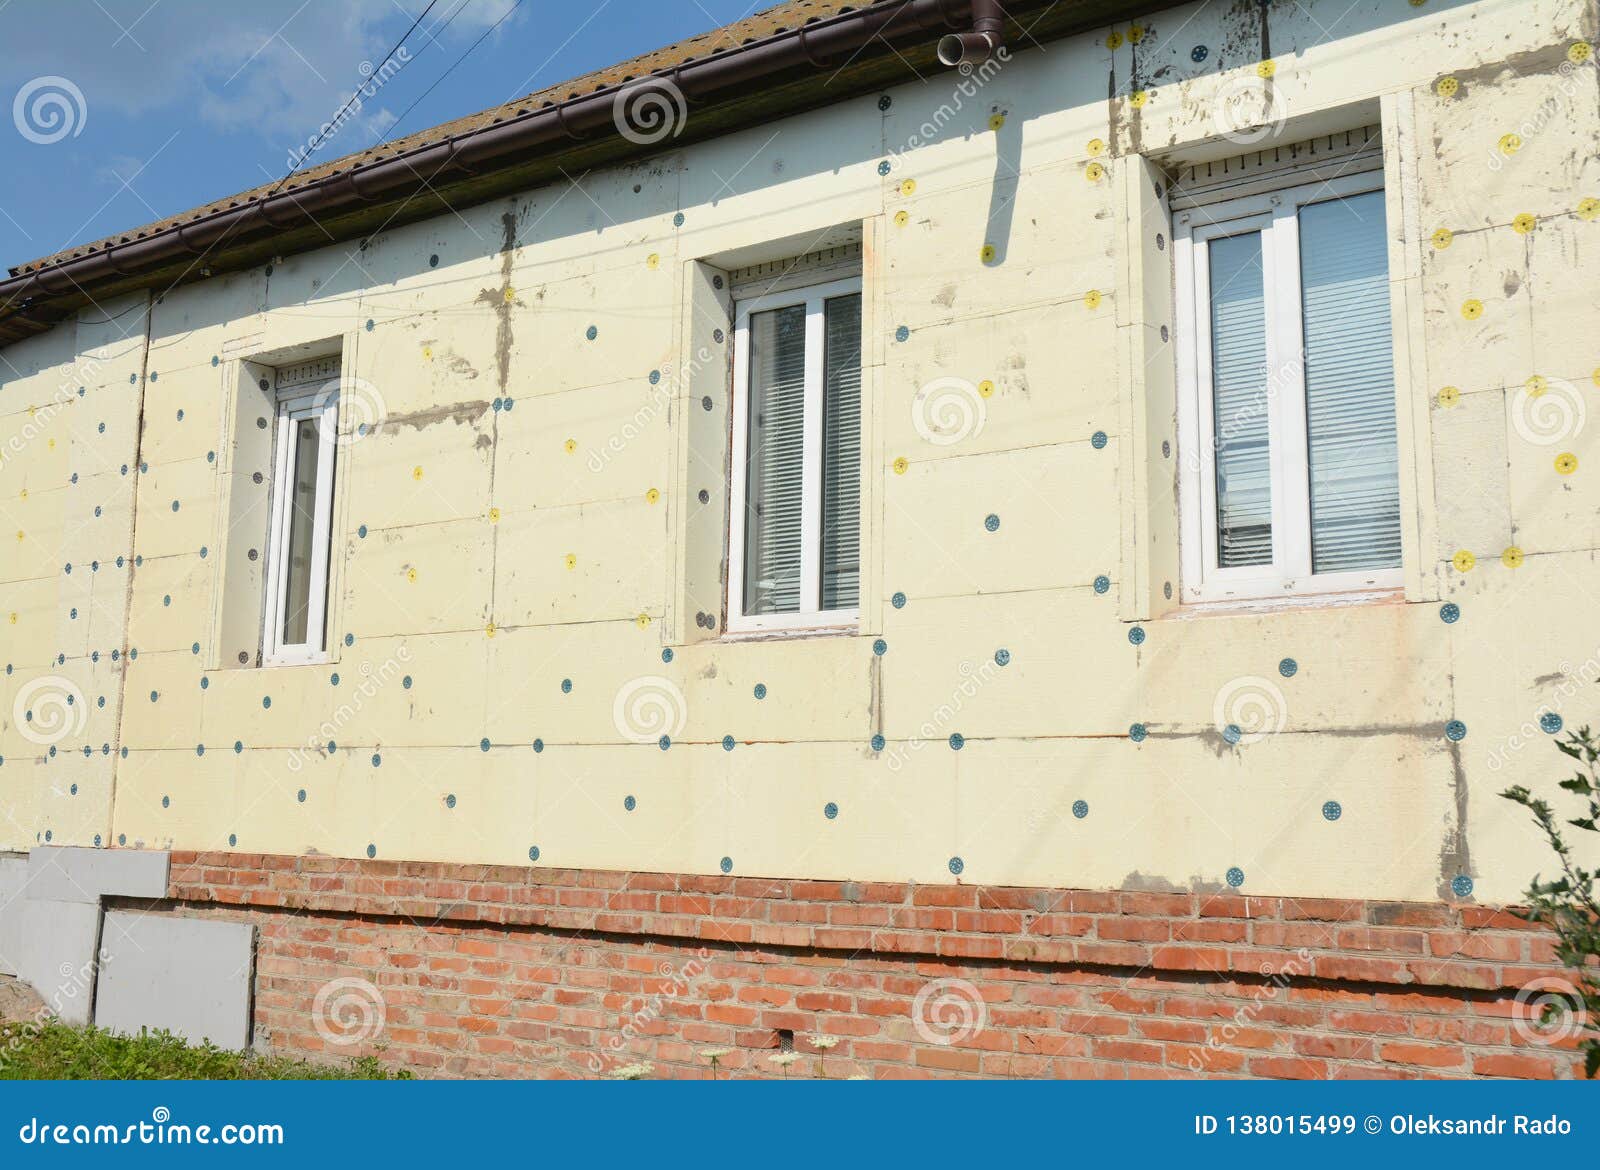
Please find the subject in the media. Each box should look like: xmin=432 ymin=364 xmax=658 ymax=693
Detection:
xmin=1136 ymin=1018 xmax=1207 ymax=1043
xmin=1174 ymin=919 xmax=1248 ymax=944
xmin=1409 ymin=961 xmax=1500 ymax=991
xmin=1280 ymin=898 xmax=1364 ymax=922
xmin=1327 ymin=1009 xmax=1409 ymax=1036
xmin=1199 ymin=895 xmax=1279 ymax=919
xmin=788 ymin=881 xmax=847 ymax=901
xmin=956 ymin=909 xmax=1031 ymax=933
xmin=1097 ymin=916 xmax=1172 ymax=942
xmin=1366 ymin=902 xmax=1455 ymax=928
xmin=1334 ymin=927 xmax=1427 ymax=955
xmin=1473 ymin=1052 xmax=1560 ymax=1079
xmin=1073 ymin=940 xmax=1151 ymax=967
xmin=1292 ymin=1033 xmax=1376 ymax=1061
xmin=1165 ymin=1044 xmax=1248 ymax=1073
xmin=939 ymin=935 xmax=1006 ymax=960
xmin=1250 ymin=1055 xmax=1328 ymax=1079
xmin=1458 ymin=907 xmax=1540 ymax=932
xmin=1119 ymin=892 xmax=1195 ymax=917
xmin=1314 ymin=955 xmax=1411 ymax=984
xmin=915 ymin=1047 xmax=981 ymax=1073
xmin=1091 ymin=1038 xmax=1164 ymax=1065
xmin=1060 ymin=1012 xmax=1132 ymax=1036
xmin=912 ymin=885 xmax=976 ymax=908
xmin=160 ymin=851 xmax=1576 ymax=1082
xmin=794 ymin=991 xmax=853 ymax=1012
xmin=1426 ymin=931 xmax=1522 ymax=962
xmin=1150 ymin=946 xmax=1230 ymax=973
xmin=1380 ymin=1042 xmax=1465 ymax=1069
xmin=977 ymin=887 xmax=1053 ymax=913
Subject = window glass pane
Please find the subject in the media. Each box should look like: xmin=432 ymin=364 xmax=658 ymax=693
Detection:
xmin=281 ymin=414 xmax=324 ymax=646
xmin=1299 ymin=191 xmax=1401 ymax=573
xmin=1208 ymin=231 xmax=1273 ymax=567
xmin=743 ymin=304 xmax=807 ymax=615
xmin=820 ymin=293 xmax=861 ymax=611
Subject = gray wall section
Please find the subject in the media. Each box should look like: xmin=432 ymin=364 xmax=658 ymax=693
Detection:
xmin=0 ymin=855 xmax=25 ymax=977
xmin=0 ymin=848 xmax=241 ymax=1037
xmin=5 ymin=847 xmax=174 ymax=1023
xmin=95 ymin=913 xmax=255 ymax=1050
xmin=25 ymin=846 xmax=169 ymax=903
xmin=16 ymin=899 xmax=101 ymax=1024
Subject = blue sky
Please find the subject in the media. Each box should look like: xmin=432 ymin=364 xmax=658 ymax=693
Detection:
xmin=0 ymin=0 xmax=759 ymax=271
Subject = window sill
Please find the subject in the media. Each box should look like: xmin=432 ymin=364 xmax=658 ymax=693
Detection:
xmin=718 ymin=623 xmax=859 ymax=644
xmin=1165 ymin=586 xmax=1406 ymax=620
xmin=258 ymin=654 xmax=334 ymax=669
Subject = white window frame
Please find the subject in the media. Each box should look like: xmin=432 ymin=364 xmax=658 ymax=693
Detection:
xmin=1174 ymin=169 xmax=1402 ymax=604
xmin=726 ymin=275 xmax=862 ymax=635
xmin=261 ymin=386 xmax=338 ymax=665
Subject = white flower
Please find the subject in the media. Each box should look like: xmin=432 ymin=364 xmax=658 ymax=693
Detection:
xmin=700 ymin=1047 xmax=734 ymax=1061
xmin=611 ymin=1062 xmax=654 ymax=1080
xmin=767 ymin=1052 xmax=803 ymax=1067
xmin=808 ymin=1035 xmax=840 ymax=1050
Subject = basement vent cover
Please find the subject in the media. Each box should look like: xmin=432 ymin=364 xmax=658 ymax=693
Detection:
xmin=275 ymin=355 xmax=341 ymax=392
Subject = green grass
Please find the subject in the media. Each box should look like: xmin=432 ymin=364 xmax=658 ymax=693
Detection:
xmin=0 ymin=1019 xmax=411 ymax=1080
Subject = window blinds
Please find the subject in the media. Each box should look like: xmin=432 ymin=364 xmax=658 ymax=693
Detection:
xmin=820 ymin=293 xmax=862 ymax=610
xmin=1298 ymin=191 xmax=1401 ymax=573
xmin=1208 ymin=232 xmax=1273 ymax=568
xmin=742 ymin=305 xmax=808 ymax=615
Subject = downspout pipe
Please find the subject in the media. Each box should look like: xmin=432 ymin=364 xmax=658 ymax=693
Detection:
xmin=936 ymin=0 xmax=1004 ymax=66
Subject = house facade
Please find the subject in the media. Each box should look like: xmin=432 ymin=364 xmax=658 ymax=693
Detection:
xmin=0 ymin=0 xmax=1595 ymax=1077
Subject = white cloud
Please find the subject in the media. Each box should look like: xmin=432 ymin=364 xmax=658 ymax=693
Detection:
xmin=1 ymin=0 xmax=524 ymax=146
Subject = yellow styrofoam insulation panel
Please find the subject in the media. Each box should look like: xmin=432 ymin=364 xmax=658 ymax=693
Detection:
xmin=1 ymin=0 xmax=1597 ymax=907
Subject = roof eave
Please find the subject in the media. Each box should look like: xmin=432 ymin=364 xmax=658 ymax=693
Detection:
xmin=0 ymin=0 xmax=1137 ymax=346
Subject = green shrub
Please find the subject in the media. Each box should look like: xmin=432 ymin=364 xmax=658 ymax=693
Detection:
xmin=0 ymin=1019 xmax=411 ymax=1080
xmin=1502 ymin=725 xmax=1600 ymax=1078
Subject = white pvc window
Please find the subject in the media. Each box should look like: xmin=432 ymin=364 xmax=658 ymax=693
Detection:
xmin=727 ymin=276 xmax=862 ymax=634
xmin=262 ymin=386 xmax=338 ymax=664
xmin=1174 ymin=171 xmax=1402 ymax=603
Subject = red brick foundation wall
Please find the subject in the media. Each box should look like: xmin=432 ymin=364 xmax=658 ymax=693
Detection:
xmin=130 ymin=851 xmax=1587 ymax=1079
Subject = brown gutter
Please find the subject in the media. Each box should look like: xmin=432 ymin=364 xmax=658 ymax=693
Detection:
xmin=0 ymin=0 xmax=1082 ymax=345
